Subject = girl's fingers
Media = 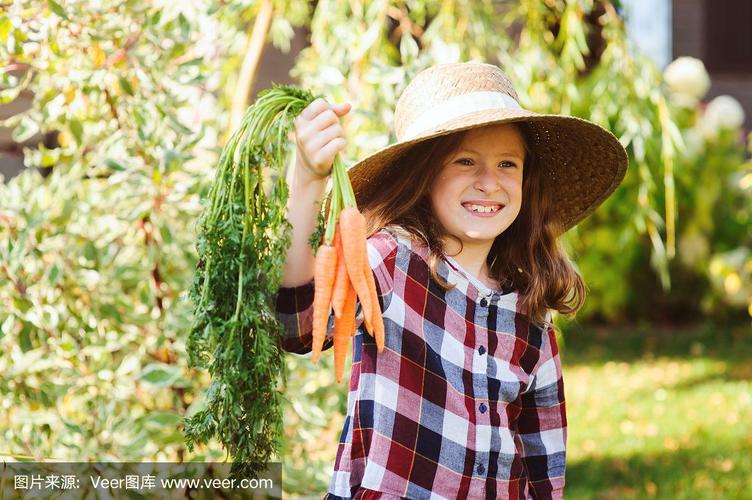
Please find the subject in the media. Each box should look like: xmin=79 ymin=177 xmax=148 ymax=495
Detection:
xmin=298 ymin=100 xmax=350 ymax=130
xmin=309 ymin=108 xmax=339 ymax=131
xmin=332 ymin=102 xmax=352 ymax=116
xmin=315 ymin=138 xmax=346 ymax=166
xmin=295 ymin=110 xmax=340 ymax=152
xmin=297 ymin=115 xmax=342 ymax=149
xmin=309 ymin=122 xmax=344 ymax=152
xmin=299 ymin=98 xmax=329 ymax=121
xmin=295 ymin=100 xmax=341 ymax=135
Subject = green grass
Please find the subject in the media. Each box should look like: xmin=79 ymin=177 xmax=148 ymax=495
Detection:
xmin=561 ymin=321 xmax=752 ymax=499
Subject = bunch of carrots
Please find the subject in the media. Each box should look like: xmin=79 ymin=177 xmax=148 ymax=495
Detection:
xmin=311 ymin=155 xmax=385 ymax=383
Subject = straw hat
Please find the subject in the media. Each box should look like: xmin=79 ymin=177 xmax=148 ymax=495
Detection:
xmin=347 ymin=62 xmax=628 ymax=233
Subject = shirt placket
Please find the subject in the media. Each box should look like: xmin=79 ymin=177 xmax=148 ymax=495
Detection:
xmin=468 ymin=289 xmax=493 ymax=497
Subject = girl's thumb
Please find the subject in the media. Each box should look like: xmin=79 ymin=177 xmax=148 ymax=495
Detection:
xmin=333 ymin=102 xmax=352 ymax=116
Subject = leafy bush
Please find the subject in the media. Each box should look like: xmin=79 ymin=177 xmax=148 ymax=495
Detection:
xmin=0 ymin=0 xmax=226 ymax=462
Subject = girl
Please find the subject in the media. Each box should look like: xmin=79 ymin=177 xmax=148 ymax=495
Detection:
xmin=275 ymin=62 xmax=627 ymax=499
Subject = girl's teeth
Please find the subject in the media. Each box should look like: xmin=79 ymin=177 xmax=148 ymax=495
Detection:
xmin=466 ymin=204 xmax=500 ymax=213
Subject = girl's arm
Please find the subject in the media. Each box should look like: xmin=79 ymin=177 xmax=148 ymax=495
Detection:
xmin=518 ymin=323 xmax=567 ymax=499
xmin=280 ymin=165 xmax=328 ymax=288
xmin=281 ymin=99 xmax=351 ymax=288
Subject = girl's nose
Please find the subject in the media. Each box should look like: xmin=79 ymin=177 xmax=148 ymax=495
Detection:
xmin=473 ymin=165 xmax=500 ymax=192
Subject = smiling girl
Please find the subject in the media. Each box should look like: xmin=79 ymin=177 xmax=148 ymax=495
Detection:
xmin=275 ymin=62 xmax=628 ymax=499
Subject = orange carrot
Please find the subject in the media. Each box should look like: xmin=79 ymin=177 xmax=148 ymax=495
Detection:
xmin=333 ymin=278 xmax=356 ymax=383
xmin=347 ymin=285 xmax=358 ymax=337
xmin=311 ymin=244 xmax=338 ymax=364
xmin=363 ymin=257 xmax=385 ymax=353
xmin=330 ymin=227 xmax=349 ymax=319
xmin=338 ymin=207 xmax=373 ymax=334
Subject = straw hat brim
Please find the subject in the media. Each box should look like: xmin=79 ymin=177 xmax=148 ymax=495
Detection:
xmin=347 ymin=107 xmax=628 ymax=233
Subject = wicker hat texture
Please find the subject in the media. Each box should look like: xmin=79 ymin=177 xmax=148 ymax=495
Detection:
xmin=347 ymin=61 xmax=628 ymax=233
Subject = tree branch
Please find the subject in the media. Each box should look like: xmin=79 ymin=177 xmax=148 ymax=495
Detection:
xmin=227 ymin=0 xmax=274 ymax=135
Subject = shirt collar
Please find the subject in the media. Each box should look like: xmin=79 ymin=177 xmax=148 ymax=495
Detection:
xmin=443 ymin=254 xmax=504 ymax=296
xmin=383 ymin=225 xmax=516 ymax=295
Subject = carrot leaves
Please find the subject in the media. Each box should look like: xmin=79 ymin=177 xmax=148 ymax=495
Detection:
xmin=185 ymin=85 xmax=315 ymax=478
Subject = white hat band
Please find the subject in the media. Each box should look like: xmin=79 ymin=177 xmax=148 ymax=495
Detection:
xmin=402 ymin=91 xmax=522 ymax=140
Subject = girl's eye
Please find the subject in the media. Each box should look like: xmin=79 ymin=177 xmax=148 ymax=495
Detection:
xmin=498 ymin=160 xmax=518 ymax=169
xmin=456 ymin=158 xmax=473 ymax=166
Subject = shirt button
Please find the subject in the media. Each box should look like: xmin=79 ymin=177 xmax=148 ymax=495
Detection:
xmin=478 ymin=345 xmax=486 ymax=355
xmin=477 ymin=464 xmax=485 ymax=475
xmin=479 ymin=403 xmax=487 ymax=413
xmin=480 ymin=298 xmax=488 ymax=307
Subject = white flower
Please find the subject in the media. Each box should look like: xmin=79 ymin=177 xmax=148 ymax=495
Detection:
xmin=429 ymin=39 xmax=461 ymax=65
xmin=318 ymin=66 xmax=345 ymax=86
xmin=664 ymin=56 xmax=710 ymax=105
xmin=702 ymin=95 xmax=746 ymax=136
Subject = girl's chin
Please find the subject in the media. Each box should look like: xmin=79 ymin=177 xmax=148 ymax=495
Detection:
xmin=456 ymin=230 xmax=506 ymax=242
xmin=444 ymin=217 xmax=515 ymax=241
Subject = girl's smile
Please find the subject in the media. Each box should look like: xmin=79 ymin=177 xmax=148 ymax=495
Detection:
xmin=462 ymin=200 xmax=505 ymax=217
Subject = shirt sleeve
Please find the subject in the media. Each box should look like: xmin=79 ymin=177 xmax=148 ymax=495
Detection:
xmin=518 ymin=323 xmax=567 ymax=499
xmin=274 ymin=278 xmax=335 ymax=355
xmin=273 ymin=228 xmax=399 ymax=355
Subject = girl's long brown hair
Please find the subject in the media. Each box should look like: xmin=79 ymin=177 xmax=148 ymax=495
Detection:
xmin=359 ymin=123 xmax=585 ymax=328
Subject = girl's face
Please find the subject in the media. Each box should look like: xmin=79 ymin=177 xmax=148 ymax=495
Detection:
xmin=428 ymin=123 xmax=526 ymax=250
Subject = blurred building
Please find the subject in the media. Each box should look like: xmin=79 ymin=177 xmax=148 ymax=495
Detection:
xmin=672 ymin=0 xmax=751 ymax=128
xmin=1 ymin=1 xmax=750 ymax=181
xmin=624 ymin=0 xmax=752 ymax=128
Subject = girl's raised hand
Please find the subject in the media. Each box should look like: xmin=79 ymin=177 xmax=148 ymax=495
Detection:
xmin=294 ymin=99 xmax=351 ymax=181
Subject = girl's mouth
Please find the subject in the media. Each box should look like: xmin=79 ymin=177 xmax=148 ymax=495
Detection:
xmin=462 ymin=202 xmax=504 ymax=217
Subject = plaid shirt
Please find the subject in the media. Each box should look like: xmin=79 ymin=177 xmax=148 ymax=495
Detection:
xmin=275 ymin=226 xmax=566 ymax=499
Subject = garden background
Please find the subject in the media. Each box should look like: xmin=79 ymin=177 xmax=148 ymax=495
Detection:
xmin=1 ymin=0 xmax=750 ymax=498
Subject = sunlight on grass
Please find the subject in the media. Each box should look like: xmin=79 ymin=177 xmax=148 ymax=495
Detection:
xmin=562 ymin=323 xmax=752 ymax=499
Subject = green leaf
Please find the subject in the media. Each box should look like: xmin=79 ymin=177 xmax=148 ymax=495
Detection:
xmin=12 ymin=116 xmax=39 ymax=143
xmin=83 ymin=241 xmax=97 ymax=261
xmin=119 ymin=76 xmax=134 ymax=96
xmin=167 ymin=115 xmax=193 ymax=135
xmin=68 ymin=119 xmax=83 ymax=144
xmin=152 ymin=429 xmax=186 ymax=447
xmin=99 ymin=303 xmax=121 ymax=322
xmin=0 ymin=16 xmax=12 ymax=43
xmin=47 ymin=263 xmax=61 ymax=284
xmin=150 ymin=9 xmax=162 ymax=26
xmin=399 ymin=34 xmax=419 ymax=63
xmin=177 ymin=13 xmax=190 ymax=39
xmin=105 ymin=158 xmax=126 ymax=171
xmin=159 ymin=224 xmax=173 ymax=244
xmin=0 ymin=314 xmax=15 ymax=338
xmin=139 ymin=363 xmax=181 ymax=387
xmin=13 ymin=297 xmax=32 ymax=314
xmin=178 ymin=57 xmax=204 ymax=68
xmin=122 ymin=432 xmax=148 ymax=454
xmin=142 ymin=411 xmax=182 ymax=428
xmin=133 ymin=108 xmax=147 ymax=128
xmin=47 ymin=0 xmax=68 ymax=20
xmin=18 ymin=328 xmax=33 ymax=354
xmin=63 ymin=420 xmax=89 ymax=436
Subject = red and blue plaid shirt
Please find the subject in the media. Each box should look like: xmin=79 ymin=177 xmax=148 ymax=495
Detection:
xmin=275 ymin=226 xmax=566 ymax=499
